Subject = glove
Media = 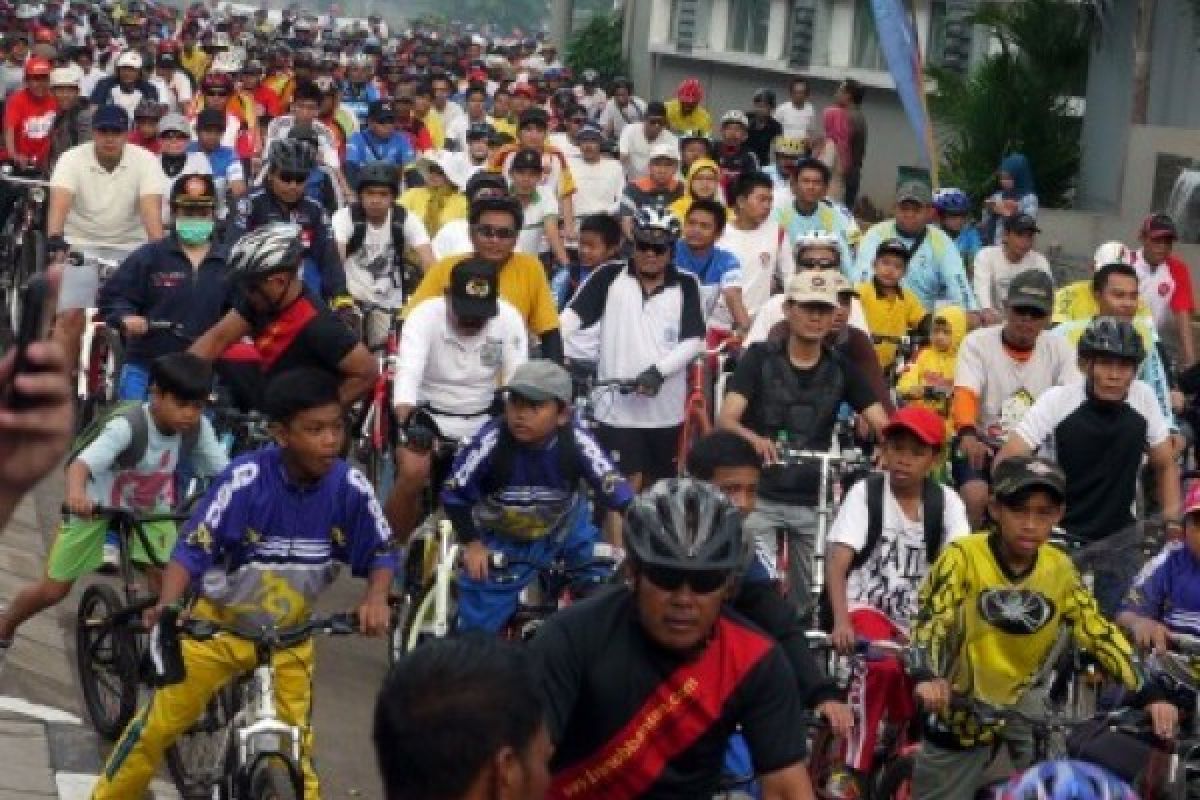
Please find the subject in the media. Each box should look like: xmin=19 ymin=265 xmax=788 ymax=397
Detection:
xmin=634 ymin=365 xmax=665 ymax=397
xmin=403 ymin=423 xmax=436 ymax=452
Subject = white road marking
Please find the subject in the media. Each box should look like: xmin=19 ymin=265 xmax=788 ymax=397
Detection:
xmin=0 ymin=696 xmax=82 ymax=725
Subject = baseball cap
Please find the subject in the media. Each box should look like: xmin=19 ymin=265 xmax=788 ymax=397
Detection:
xmin=196 ymin=108 xmax=226 ymax=130
xmin=992 ymin=456 xmax=1066 ymax=501
xmin=158 ymin=112 xmax=192 ymax=137
xmin=785 ymin=270 xmax=839 ymax=307
xmin=49 ymin=64 xmax=82 ymax=88
xmin=92 ymin=104 xmax=130 ymax=132
xmin=883 ymin=406 xmax=945 ymax=448
xmin=1004 ymin=213 xmax=1041 ymax=234
xmin=115 ymin=50 xmax=143 ymax=70
xmin=449 ymin=257 xmax=499 ymax=319
xmin=576 ymin=122 xmax=604 ymax=142
xmin=518 ymin=107 xmax=549 ymax=129
xmin=510 ymin=148 xmax=542 ymax=173
xmin=875 ymin=237 xmax=911 ymax=263
xmin=505 ymin=360 xmax=572 ymax=404
xmin=827 ymin=271 xmax=858 ymax=297
xmin=1141 ymin=212 xmax=1178 ymax=240
xmin=1006 ymin=268 xmax=1054 ymax=314
xmin=647 ymin=139 xmax=680 ymax=163
xmin=896 ymin=180 xmax=932 ymax=206
xmin=367 ymin=99 xmax=396 ymax=122
xmin=157 ymin=51 xmax=179 ymax=68
xmin=1092 ymin=240 xmax=1132 ymax=269
xmin=511 ymin=82 xmax=536 ymax=99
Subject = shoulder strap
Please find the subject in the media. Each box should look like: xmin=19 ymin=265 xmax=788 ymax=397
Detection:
xmin=922 ymin=477 xmax=946 ymax=562
xmin=556 ymin=424 xmax=581 ymax=487
xmin=851 ymin=472 xmax=887 ymax=570
xmin=346 ymin=203 xmax=367 ymax=256
xmin=115 ymin=405 xmax=150 ymax=470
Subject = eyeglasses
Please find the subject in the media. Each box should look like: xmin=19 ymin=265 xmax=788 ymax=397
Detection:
xmin=276 ymin=171 xmax=309 ymax=185
xmin=1009 ymin=305 xmax=1049 ymax=320
xmin=798 ymin=257 xmax=839 ymax=269
xmin=634 ymin=240 xmax=671 ymax=255
xmin=472 ymin=223 xmax=517 ymax=240
xmin=641 ymin=564 xmax=730 ymax=594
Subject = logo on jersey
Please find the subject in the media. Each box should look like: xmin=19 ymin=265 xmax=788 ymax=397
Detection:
xmin=978 ymin=588 xmax=1055 ymax=635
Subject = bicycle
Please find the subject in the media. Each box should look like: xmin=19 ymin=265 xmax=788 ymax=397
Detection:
xmin=677 ymin=341 xmax=734 ymax=474
xmin=73 ymin=504 xmax=190 ymax=740
xmin=0 ymin=166 xmax=50 ymax=333
xmin=166 ymin=612 xmax=361 ymax=799
xmin=491 ymin=542 xmax=622 ymax=641
xmin=74 ymin=253 xmax=127 ymax=428
xmin=573 ymin=375 xmax=637 ymax=432
xmin=389 ymin=517 xmax=460 ymax=662
xmin=352 ymin=305 xmax=403 ymax=502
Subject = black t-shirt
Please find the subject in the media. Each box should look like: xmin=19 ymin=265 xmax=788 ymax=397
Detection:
xmin=531 ymin=588 xmax=807 ymax=799
xmin=747 ymin=117 xmax=784 ymax=166
xmin=234 ymin=291 xmax=358 ymax=382
xmin=726 ymin=342 xmax=876 ymax=504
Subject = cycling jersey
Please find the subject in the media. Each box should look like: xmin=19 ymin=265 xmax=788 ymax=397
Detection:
xmin=532 ymin=588 xmax=808 ymax=799
xmin=340 ymin=81 xmax=382 ymax=127
xmin=1123 ymin=541 xmax=1200 ymax=637
xmin=442 ymin=417 xmax=633 ymax=544
xmin=233 ymin=291 xmax=359 ymax=388
xmin=912 ymin=532 xmax=1144 ymax=749
xmin=1053 ymin=278 xmax=1155 ymax=325
xmin=855 ymin=220 xmax=978 ymax=312
xmin=236 ymin=188 xmax=347 ymax=300
xmin=775 ymin=199 xmax=860 ymax=276
xmin=344 ymin=128 xmax=415 ymax=185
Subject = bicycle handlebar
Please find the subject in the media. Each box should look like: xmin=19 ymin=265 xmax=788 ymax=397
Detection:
xmin=178 ymin=612 xmax=360 ymax=648
xmin=1168 ymin=631 xmax=1200 ymax=655
xmin=0 ymin=172 xmax=51 ymax=189
xmin=61 ymin=504 xmax=192 ymax=524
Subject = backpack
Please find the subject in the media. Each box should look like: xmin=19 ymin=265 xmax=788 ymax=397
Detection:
xmin=850 ymin=472 xmax=946 ymax=570
xmin=69 ymin=402 xmax=200 ymax=472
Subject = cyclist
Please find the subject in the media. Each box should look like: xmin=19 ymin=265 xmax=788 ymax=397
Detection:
xmin=235 ymin=137 xmax=349 ymax=306
xmin=487 ymin=107 xmax=578 ymax=242
xmin=1053 ymin=241 xmax=1144 ymax=324
xmin=375 ymin=637 xmax=552 ymax=800
xmin=89 ymin=50 xmax=159 ymax=121
xmin=1134 ymin=212 xmax=1196 ymax=368
xmin=618 ymin=101 xmax=678 ymax=181
xmin=932 ymin=187 xmax=982 ymax=274
xmin=718 ymin=269 xmax=889 ymax=617
xmin=597 ymin=76 xmax=646 ymax=140
xmin=747 ymin=89 xmax=783 ymax=167
xmin=46 ymin=65 xmax=92 ymax=170
xmin=188 ymin=224 xmax=377 ymax=410
xmin=568 ymin=121 xmax=624 ymax=218
xmin=973 ymin=213 xmax=1052 ymax=324
xmin=998 ymin=317 xmax=1181 ymax=610
xmin=2 ymin=55 xmax=55 ymax=171
xmin=531 ymin=478 xmax=816 ymax=799
xmin=189 ymin=108 xmax=247 ymax=225
xmin=574 ymin=68 xmax=606 ymax=119
xmin=91 ymin=368 xmax=396 ymax=800
xmin=340 ymin=52 xmax=381 ymax=128
xmin=776 ymin=157 xmax=859 ymax=278
xmin=560 ymin=207 xmax=705 ymax=490
xmin=263 ymin=80 xmax=345 ymax=172
xmin=99 ymin=174 xmax=232 ymax=401
xmin=765 ymin=134 xmax=807 ymax=194
xmin=430 ymin=171 xmax=509 ymax=261
xmin=909 ymin=456 xmax=1176 ymax=799
xmin=678 ymin=128 xmax=716 ymax=177
xmin=855 ymin=181 xmax=979 ymax=318
xmin=344 ymin=99 xmax=416 ymax=188
xmin=664 ymin=76 xmax=711 ymax=136
xmin=716 ymin=110 xmax=760 ymax=201
xmin=856 ymin=237 xmax=928 ymax=372
xmin=444 ymin=359 xmax=633 ymax=633
xmin=716 ymin=171 xmax=794 ymax=340
xmin=775 ymin=78 xmax=816 ymax=142
xmin=619 ymin=139 xmax=685 ymax=241
xmin=673 ymin=198 xmax=741 ymax=325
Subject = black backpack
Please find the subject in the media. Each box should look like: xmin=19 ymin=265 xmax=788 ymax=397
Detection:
xmin=345 ymin=202 xmax=415 ymax=296
xmin=851 ymin=472 xmax=947 ymax=570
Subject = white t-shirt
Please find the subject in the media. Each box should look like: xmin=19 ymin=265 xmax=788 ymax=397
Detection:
xmin=149 ymin=71 xmax=194 ymax=112
xmin=264 ymin=115 xmax=342 ymax=168
xmin=828 ymin=475 xmax=970 ymax=627
xmin=431 ymin=218 xmax=473 ymax=261
xmin=568 ymin=155 xmax=626 ymax=217
xmin=332 ymin=207 xmax=430 ymax=308
xmin=774 ymin=101 xmax=815 ymax=141
xmin=1013 ymin=379 xmax=1169 ymax=460
xmin=515 ymin=190 xmax=559 ymax=256
xmin=954 ymin=326 xmax=1081 ymax=441
xmin=745 ymin=293 xmax=869 ymax=344
xmin=51 ymin=141 xmax=167 ymax=249
xmin=598 ymin=96 xmax=647 ymax=138
xmin=1133 ymin=250 xmax=1181 ymax=330
xmin=548 ymin=132 xmax=581 ymax=161
xmin=713 ymin=218 xmax=795 ymax=329
xmin=618 ymin=123 xmax=678 ymax=180
xmin=972 ymin=246 xmax=1052 ymax=311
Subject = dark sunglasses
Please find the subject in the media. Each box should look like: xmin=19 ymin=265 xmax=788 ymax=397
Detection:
xmin=1009 ymin=305 xmax=1049 ymax=320
xmin=276 ymin=171 xmax=309 ymax=185
xmin=642 ymin=564 xmax=730 ymax=594
xmin=798 ymin=257 xmax=839 ymax=269
xmin=472 ymin=223 xmax=517 ymax=240
xmin=634 ymin=240 xmax=671 ymax=255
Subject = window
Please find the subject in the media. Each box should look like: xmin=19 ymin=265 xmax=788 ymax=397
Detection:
xmin=851 ymin=0 xmax=886 ymax=70
xmin=727 ymin=0 xmax=771 ymax=54
xmin=927 ymin=0 xmax=948 ymax=66
xmin=670 ymin=0 xmax=713 ymax=49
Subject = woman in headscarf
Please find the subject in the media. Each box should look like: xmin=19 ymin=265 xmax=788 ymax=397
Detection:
xmin=982 ymin=152 xmax=1038 ymax=245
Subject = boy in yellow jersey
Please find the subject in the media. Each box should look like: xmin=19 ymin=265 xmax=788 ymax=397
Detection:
xmin=856 ymin=237 xmax=928 ymax=372
xmin=909 ymin=456 xmax=1177 ymax=800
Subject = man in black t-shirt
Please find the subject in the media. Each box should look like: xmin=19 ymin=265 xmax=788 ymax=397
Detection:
xmin=190 ymin=223 xmax=377 ymax=410
xmin=531 ymin=480 xmax=814 ymax=800
xmin=718 ymin=270 xmax=888 ymax=619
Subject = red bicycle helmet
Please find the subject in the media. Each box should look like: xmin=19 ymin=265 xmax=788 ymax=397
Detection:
xmin=677 ymin=77 xmax=703 ymax=104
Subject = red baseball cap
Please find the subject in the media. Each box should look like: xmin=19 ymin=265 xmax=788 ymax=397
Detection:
xmin=883 ymin=406 xmax=945 ymax=448
xmin=1141 ymin=212 xmax=1178 ymax=240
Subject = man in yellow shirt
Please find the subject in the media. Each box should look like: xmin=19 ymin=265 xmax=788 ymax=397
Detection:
xmin=856 ymin=238 xmax=928 ymax=371
xmin=1053 ymin=240 xmax=1151 ymax=324
xmin=405 ymin=195 xmax=563 ymax=362
xmin=664 ymin=77 xmax=712 ymax=136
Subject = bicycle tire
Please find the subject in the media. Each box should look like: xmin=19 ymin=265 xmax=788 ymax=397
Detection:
xmin=873 ymin=753 xmax=915 ymax=800
xmin=75 ymin=584 xmax=139 ymax=740
xmin=165 ymin=683 xmax=239 ymax=799
xmin=246 ymin=754 xmax=302 ymax=800
xmin=387 ymin=591 xmax=413 ymax=667
xmin=805 ymin=722 xmax=839 ymax=799
xmin=102 ymin=327 xmax=125 ymax=406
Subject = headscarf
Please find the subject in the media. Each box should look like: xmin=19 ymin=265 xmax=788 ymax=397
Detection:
xmin=998 ymin=153 xmax=1035 ymax=199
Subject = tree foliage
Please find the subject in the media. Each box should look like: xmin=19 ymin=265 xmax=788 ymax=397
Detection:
xmin=928 ymin=0 xmax=1091 ymax=207
xmin=565 ymin=12 xmax=627 ymax=82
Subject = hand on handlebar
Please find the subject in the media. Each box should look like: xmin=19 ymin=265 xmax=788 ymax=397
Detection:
xmin=752 ymin=435 xmax=780 ymax=466
xmin=1132 ymin=617 xmax=1171 ymax=653
xmin=830 ymin=618 xmax=857 ymax=655
xmin=121 ymin=315 xmax=149 ymax=337
xmin=1147 ymin=700 xmax=1179 ymax=741
xmin=816 ymin=700 xmax=855 ymax=739
xmin=463 ymin=540 xmax=490 ymax=581
xmin=959 ymin=433 xmax=991 ymax=472
xmin=915 ymin=678 xmax=952 ymax=714
xmin=356 ymin=596 xmax=391 ymax=638
xmin=64 ymin=489 xmax=94 ymax=517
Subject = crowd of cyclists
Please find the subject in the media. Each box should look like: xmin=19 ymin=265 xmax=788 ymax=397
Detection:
xmin=1 ymin=0 xmax=1200 ymax=798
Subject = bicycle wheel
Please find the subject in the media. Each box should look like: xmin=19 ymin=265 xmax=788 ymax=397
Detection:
xmin=246 ymin=755 xmax=302 ymax=800
xmin=387 ymin=591 xmax=413 ymax=667
xmin=75 ymin=584 xmax=139 ymax=740
xmin=166 ymin=683 xmax=238 ymax=799
xmin=873 ymin=753 xmax=915 ymax=800
xmin=806 ymin=723 xmax=840 ymax=799
xmin=101 ymin=327 xmax=124 ymax=406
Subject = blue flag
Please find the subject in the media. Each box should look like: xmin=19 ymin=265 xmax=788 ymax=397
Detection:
xmin=869 ymin=0 xmax=930 ymax=166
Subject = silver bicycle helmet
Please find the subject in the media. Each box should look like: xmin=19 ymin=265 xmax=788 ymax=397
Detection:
xmin=624 ymin=478 xmax=743 ymax=572
xmin=228 ymin=223 xmax=304 ymax=281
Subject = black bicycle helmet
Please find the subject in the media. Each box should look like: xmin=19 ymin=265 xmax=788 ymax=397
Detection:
xmin=169 ymin=172 xmax=217 ymax=209
xmin=228 ymin=223 xmax=304 ymax=281
xmin=465 ymin=171 xmax=508 ymax=201
xmin=1077 ymin=316 xmax=1145 ymax=363
xmin=624 ymin=478 xmax=743 ymax=573
xmin=356 ymin=160 xmax=400 ymax=193
xmin=268 ymin=137 xmax=316 ymax=173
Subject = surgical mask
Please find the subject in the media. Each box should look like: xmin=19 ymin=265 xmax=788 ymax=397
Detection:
xmin=175 ymin=217 xmax=214 ymax=244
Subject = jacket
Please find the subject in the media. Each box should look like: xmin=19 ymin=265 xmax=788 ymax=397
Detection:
xmin=235 ymin=188 xmax=347 ymax=301
xmin=897 ymin=304 xmax=966 ymax=433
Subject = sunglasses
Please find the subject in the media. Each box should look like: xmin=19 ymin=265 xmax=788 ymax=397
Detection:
xmin=798 ymin=257 xmax=839 ymax=269
xmin=276 ymin=171 xmax=309 ymax=185
xmin=472 ymin=223 xmax=517 ymax=240
xmin=634 ymin=240 xmax=671 ymax=255
xmin=1009 ymin=305 xmax=1049 ymax=320
xmin=642 ymin=564 xmax=729 ymax=594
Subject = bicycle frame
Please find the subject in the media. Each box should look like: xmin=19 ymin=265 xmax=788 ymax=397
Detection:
xmin=406 ymin=519 xmax=460 ymax=650
xmin=236 ymin=659 xmax=303 ymax=770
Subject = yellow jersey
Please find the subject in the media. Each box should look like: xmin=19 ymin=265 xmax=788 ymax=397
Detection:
xmin=856 ymin=281 xmax=927 ymax=369
xmin=664 ymin=99 xmax=712 ymax=136
xmin=398 ymin=188 xmax=467 ymax=238
xmin=1053 ymin=279 xmax=1152 ymax=325
xmin=404 ymin=252 xmax=560 ymax=336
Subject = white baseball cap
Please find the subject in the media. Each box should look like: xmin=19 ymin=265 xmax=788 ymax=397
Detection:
xmin=1092 ymin=240 xmax=1133 ymax=271
xmin=115 ymin=50 xmax=144 ymax=70
xmin=49 ymin=64 xmax=83 ymax=89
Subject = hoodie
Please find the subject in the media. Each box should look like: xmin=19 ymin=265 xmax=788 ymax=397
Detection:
xmin=668 ymin=158 xmax=730 ymax=223
xmin=897 ymin=304 xmax=967 ymax=432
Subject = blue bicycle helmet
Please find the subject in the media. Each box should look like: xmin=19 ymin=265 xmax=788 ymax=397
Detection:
xmin=933 ymin=187 xmax=971 ymax=215
xmin=1000 ymin=760 xmax=1138 ymax=800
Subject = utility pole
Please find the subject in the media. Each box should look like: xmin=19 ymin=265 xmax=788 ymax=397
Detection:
xmin=1131 ymin=0 xmax=1156 ymax=124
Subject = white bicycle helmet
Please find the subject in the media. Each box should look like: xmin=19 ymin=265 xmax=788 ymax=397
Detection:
xmin=721 ymin=110 xmax=750 ymax=128
xmin=210 ymin=50 xmax=244 ymax=75
xmin=633 ymin=206 xmax=682 ymax=244
xmin=1000 ymin=759 xmax=1137 ymax=800
xmin=794 ymin=230 xmax=841 ymax=257
xmin=229 ymin=223 xmax=305 ymax=282
xmin=1092 ymin=240 xmax=1133 ymax=270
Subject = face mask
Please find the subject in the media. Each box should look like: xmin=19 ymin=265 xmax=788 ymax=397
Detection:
xmin=176 ymin=217 xmax=214 ymax=244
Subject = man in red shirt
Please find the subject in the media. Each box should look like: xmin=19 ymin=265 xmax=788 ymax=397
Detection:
xmin=3 ymin=57 xmax=58 ymax=170
xmin=1135 ymin=213 xmax=1196 ymax=368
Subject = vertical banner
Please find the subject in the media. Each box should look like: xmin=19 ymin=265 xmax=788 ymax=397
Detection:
xmin=869 ymin=0 xmax=938 ymax=182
